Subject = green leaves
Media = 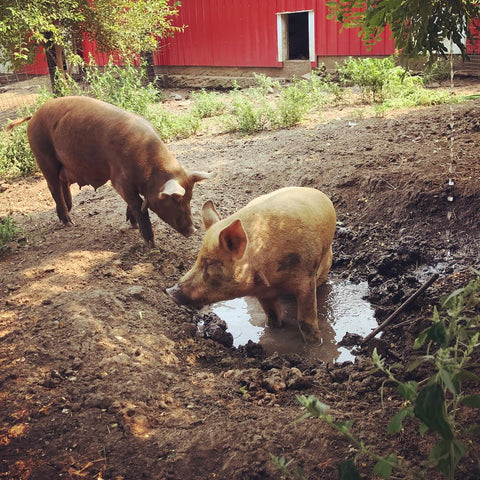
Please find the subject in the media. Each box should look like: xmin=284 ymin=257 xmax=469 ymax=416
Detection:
xmin=338 ymin=460 xmax=361 ymax=480
xmin=373 ymin=454 xmax=398 ymax=479
xmin=326 ymin=0 xmax=480 ymax=64
xmin=304 ymin=275 xmax=480 ymax=480
xmin=429 ymin=439 xmax=467 ymax=479
xmin=0 ymin=0 xmax=180 ymax=71
xmin=414 ymin=384 xmax=453 ymax=441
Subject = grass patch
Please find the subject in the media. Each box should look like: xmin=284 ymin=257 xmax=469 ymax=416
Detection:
xmin=0 ymin=216 xmax=20 ymax=254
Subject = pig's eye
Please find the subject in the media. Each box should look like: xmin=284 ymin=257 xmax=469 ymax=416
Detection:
xmin=201 ymin=258 xmax=224 ymax=286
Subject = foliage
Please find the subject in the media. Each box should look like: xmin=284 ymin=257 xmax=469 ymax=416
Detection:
xmin=0 ymin=56 xmax=472 ymax=176
xmin=338 ymin=56 xmax=399 ymax=102
xmin=227 ymin=89 xmax=275 ymax=134
xmin=326 ymin=0 xmax=480 ymax=65
xmin=148 ymin=104 xmax=201 ymax=141
xmin=298 ymin=274 xmax=480 ymax=479
xmin=274 ymin=80 xmax=312 ymax=127
xmin=338 ymin=56 xmax=461 ymax=110
xmin=0 ymin=122 xmax=37 ymax=178
xmin=297 ymin=395 xmax=404 ymax=479
xmin=190 ymin=89 xmax=226 ymax=118
xmin=0 ymin=0 xmax=181 ymax=86
xmin=82 ymin=59 xmax=160 ymax=114
xmin=270 ymin=454 xmax=306 ymax=480
xmin=0 ymin=216 xmax=20 ymax=254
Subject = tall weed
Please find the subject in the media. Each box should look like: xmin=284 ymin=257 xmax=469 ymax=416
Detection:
xmin=190 ymin=89 xmax=226 ymax=118
xmin=82 ymin=58 xmax=160 ymax=114
xmin=297 ymin=274 xmax=480 ymax=480
xmin=338 ymin=56 xmax=400 ymax=103
xmin=0 ymin=122 xmax=37 ymax=178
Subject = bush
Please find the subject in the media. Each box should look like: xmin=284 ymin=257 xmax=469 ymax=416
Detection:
xmin=338 ymin=56 xmax=400 ymax=103
xmin=148 ymin=104 xmax=201 ymax=141
xmin=227 ymin=90 xmax=274 ymax=134
xmin=190 ymin=89 xmax=226 ymax=118
xmin=81 ymin=58 xmax=161 ymax=114
xmin=297 ymin=274 xmax=480 ymax=480
xmin=0 ymin=122 xmax=37 ymax=178
xmin=274 ymin=80 xmax=311 ymax=127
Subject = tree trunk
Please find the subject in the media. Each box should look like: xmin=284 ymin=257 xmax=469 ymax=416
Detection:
xmin=43 ymin=31 xmax=66 ymax=96
xmin=141 ymin=51 xmax=156 ymax=85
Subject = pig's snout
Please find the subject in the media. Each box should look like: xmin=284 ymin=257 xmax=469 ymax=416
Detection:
xmin=166 ymin=284 xmax=190 ymax=306
xmin=179 ymin=224 xmax=197 ymax=238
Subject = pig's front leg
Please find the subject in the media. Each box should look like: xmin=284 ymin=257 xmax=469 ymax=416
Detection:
xmin=295 ymin=279 xmax=321 ymax=343
xmin=258 ymin=297 xmax=283 ymax=328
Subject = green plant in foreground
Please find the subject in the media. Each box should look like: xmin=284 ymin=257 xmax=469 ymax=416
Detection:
xmin=270 ymin=454 xmax=306 ymax=480
xmin=297 ymin=274 xmax=480 ymax=479
xmin=0 ymin=122 xmax=37 ymax=178
xmin=0 ymin=216 xmax=19 ymax=253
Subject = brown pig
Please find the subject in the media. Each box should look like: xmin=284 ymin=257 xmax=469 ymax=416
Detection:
xmin=166 ymin=187 xmax=336 ymax=342
xmin=11 ymin=96 xmax=215 ymax=246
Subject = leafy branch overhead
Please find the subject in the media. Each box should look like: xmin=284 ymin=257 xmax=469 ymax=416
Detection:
xmin=0 ymin=0 xmax=182 ymax=70
xmin=326 ymin=0 xmax=480 ymax=63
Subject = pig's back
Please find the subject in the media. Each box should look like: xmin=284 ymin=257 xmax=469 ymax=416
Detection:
xmin=243 ymin=187 xmax=334 ymax=227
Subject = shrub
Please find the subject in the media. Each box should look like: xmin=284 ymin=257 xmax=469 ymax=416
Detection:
xmin=227 ymin=90 xmax=274 ymax=134
xmin=0 ymin=122 xmax=37 ymax=178
xmin=274 ymin=80 xmax=311 ymax=127
xmin=81 ymin=58 xmax=161 ymax=114
xmin=338 ymin=56 xmax=400 ymax=103
xmin=297 ymin=274 xmax=480 ymax=480
xmin=148 ymin=104 xmax=201 ymax=141
xmin=190 ymin=89 xmax=226 ymax=118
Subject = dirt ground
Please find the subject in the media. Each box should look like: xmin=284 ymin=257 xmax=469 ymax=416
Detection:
xmin=1 ymin=85 xmax=480 ymax=480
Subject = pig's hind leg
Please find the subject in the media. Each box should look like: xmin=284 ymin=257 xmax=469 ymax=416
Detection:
xmin=295 ymin=277 xmax=322 ymax=343
xmin=258 ymin=297 xmax=283 ymax=328
xmin=126 ymin=206 xmax=138 ymax=229
xmin=112 ymin=181 xmax=155 ymax=246
xmin=35 ymin=156 xmax=73 ymax=225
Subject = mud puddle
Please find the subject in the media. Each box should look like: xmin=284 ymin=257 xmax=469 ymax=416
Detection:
xmin=212 ymin=280 xmax=376 ymax=363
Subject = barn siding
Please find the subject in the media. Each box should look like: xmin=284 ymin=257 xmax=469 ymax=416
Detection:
xmin=19 ymin=1 xmax=479 ymax=74
xmin=153 ymin=0 xmax=395 ymax=68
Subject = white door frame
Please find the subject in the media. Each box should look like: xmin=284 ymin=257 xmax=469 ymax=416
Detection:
xmin=277 ymin=10 xmax=315 ymax=62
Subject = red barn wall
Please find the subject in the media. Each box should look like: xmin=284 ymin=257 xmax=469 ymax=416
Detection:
xmin=154 ymin=0 xmax=395 ymax=68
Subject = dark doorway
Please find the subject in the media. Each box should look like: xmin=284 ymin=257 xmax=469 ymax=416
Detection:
xmin=288 ymin=12 xmax=309 ymax=60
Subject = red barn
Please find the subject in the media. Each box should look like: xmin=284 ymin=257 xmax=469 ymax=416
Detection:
xmin=95 ymin=0 xmax=395 ymax=83
xmin=21 ymin=1 xmax=480 ymax=81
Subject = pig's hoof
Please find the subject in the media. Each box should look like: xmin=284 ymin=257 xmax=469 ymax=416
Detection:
xmin=300 ymin=323 xmax=322 ymax=344
xmin=143 ymin=238 xmax=155 ymax=248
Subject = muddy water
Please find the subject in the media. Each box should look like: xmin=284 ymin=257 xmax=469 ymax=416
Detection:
xmin=212 ymin=280 xmax=376 ymax=363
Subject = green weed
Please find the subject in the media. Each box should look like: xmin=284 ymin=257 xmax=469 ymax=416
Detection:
xmin=148 ymin=104 xmax=201 ymax=141
xmin=81 ymin=57 xmax=161 ymax=114
xmin=190 ymin=89 xmax=226 ymax=118
xmin=0 ymin=122 xmax=37 ymax=178
xmin=0 ymin=216 xmax=20 ymax=253
xmin=338 ymin=56 xmax=401 ymax=103
xmin=297 ymin=274 xmax=480 ymax=479
xmin=274 ymin=80 xmax=311 ymax=127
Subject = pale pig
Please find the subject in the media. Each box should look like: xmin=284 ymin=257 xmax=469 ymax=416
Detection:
xmin=166 ymin=187 xmax=336 ymax=342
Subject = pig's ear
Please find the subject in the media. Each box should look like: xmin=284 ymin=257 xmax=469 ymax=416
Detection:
xmin=160 ymin=179 xmax=186 ymax=199
xmin=189 ymin=171 xmax=216 ymax=183
xmin=202 ymin=200 xmax=221 ymax=230
xmin=219 ymin=219 xmax=247 ymax=260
